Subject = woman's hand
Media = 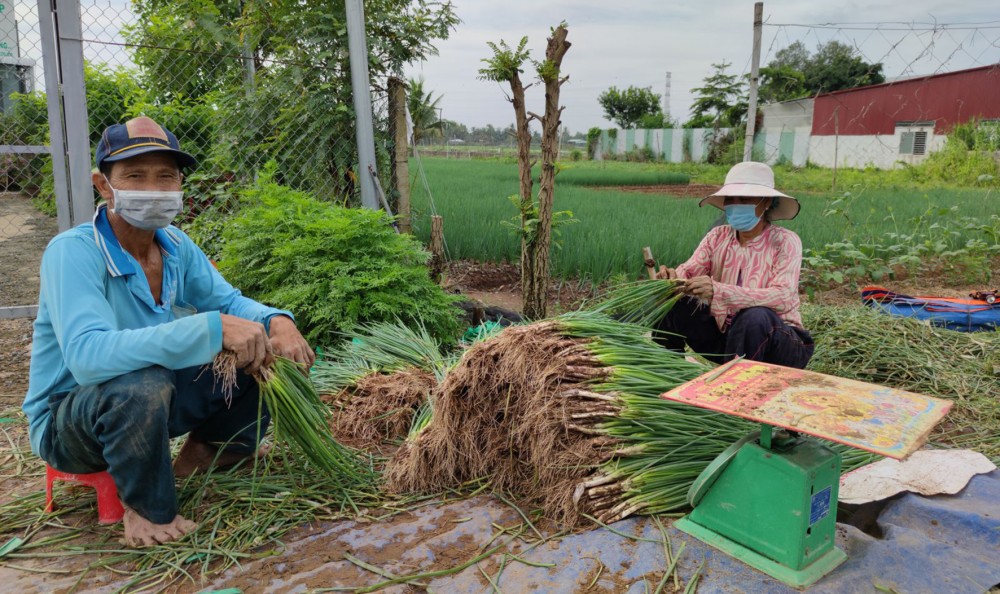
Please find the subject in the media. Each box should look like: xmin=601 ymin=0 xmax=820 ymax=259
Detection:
xmin=656 ymin=265 xmax=678 ymax=280
xmin=681 ymin=276 xmax=714 ymax=302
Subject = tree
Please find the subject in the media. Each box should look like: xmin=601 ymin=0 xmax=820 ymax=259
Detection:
xmin=637 ymin=112 xmax=676 ymax=129
xmin=597 ymin=85 xmax=663 ymax=129
xmin=759 ymin=42 xmax=810 ymax=103
xmin=805 ymin=41 xmax=885 ymax=94
xmin=686 ymin=62 xmax=746 ymax=128
xmin=758 ymin=40 xmax=885 ymax=103
xmin=479 ymin=25 xmax=571 ymax=320
xmin=124 ymin=0 xmax=459 ymax=201
xmin=406 ymin=77 xmax=443 ymax=145
xmin=123 ymin=0 xmax=243 ymax=102
xmin=771 ymin=41 xmax=810 ymax=72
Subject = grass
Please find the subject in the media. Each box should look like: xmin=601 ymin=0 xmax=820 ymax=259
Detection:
xmin=408 ymin=157 xmax=1000 ymax=281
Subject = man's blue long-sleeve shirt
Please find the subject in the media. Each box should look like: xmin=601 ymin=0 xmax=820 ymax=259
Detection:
xmin=24 ymin=205 xmax=291 ymax=454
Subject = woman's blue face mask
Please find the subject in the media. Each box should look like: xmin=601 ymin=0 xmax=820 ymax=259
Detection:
xmin=724 ymin=203 xmax=761 ymax=232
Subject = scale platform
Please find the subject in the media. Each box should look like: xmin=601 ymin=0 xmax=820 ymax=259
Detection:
xmin=661 ymin=360 xmax=952 ymax=588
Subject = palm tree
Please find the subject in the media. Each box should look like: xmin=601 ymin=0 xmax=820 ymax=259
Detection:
xmin=407 ymin=77 xmax=444 ymax=145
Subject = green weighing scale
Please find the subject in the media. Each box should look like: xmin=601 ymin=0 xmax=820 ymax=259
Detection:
xmin=661 ymin=360 xmax=952 ymax=588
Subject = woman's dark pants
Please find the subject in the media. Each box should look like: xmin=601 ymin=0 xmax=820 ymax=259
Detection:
xmin=39 ymin=366 xmax=267 ymax=524
xmin=653 ymin=297 xmax=814 ymax=369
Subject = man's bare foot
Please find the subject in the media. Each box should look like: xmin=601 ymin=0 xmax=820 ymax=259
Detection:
xmin=123 ymin=507 xmax=197 ymax=547
xmin=173 ymin=437 xmax=271 ymax=477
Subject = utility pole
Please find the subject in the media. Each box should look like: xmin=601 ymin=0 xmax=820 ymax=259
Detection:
xmin=663 ymin=71 xmax=671 ymax=120
xmin=345 ymin=0 xmax=379 ymax=210
xmin=436 ymin=107 xmax=443 ymax=146
xmin=743 ymin=1 xmax=763 ymax=162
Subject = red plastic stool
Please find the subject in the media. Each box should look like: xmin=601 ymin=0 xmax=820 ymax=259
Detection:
xmin=45 ymin=465 xmax=126 ymax=524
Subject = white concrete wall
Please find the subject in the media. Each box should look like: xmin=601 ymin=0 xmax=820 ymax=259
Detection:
xmin=793 ymin=128 xmax=811 ymax=167
xmin=809 ymin=133 xmax=948 ymax=168
xmin=596 ymin=124 xmax=955 ymax=170
xmin=754 ymin=129 xmax=782 ymax=163
xmin=760 ymin=98 xmax=815 ymax=130
xmin=595 ymin=128 xmax=730 ymax=163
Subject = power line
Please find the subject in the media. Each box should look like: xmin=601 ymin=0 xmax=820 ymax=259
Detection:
xmin=768 ymin=23 xmax=1000 ymax=32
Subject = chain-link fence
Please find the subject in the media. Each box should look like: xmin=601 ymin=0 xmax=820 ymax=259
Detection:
xmin=1 ymin=1 xmax=56 ymax=314
xmin=1 ymin=0 xmax=408 ymax=314
xmin=78 ymin=0 xmax=398 ymax=255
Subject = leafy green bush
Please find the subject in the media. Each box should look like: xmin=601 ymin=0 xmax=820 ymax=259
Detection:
xmin=586 ymin=127 xmax=602 ymax=159
xmin=178 ymin=172 xmax=242 ymax=261
xmin=914 ymin=133 xmax=999 ymax=186
xmin=950 ymin=118 xmax=1000 ymax=152
xmin=217 ymin=164 xmax=463 ymax=346
xmin=800 ymin=195 xmax=1000 ymax=291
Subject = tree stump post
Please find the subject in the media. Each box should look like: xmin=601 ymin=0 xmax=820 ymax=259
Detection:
xmin=430 ymin=215 xmax=445 ymax=282
xmin=388 ymin=77 xmax=412 ymax=233
xmin=643 ymin=246 xmax=657 ymax=280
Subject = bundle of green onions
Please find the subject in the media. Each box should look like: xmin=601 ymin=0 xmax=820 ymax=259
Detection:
xmin=588 ymin=278 xmax=685 ymax=327
xmin=572 ymin=314 xmax=878 ymax=522
xmin=212 ymin=352 xmax=375 ymax=495
xmin=308 ymin=322 xmax=451 ymax=450
xmin=384 ymin=304 xmax=718 ymax=525
xmin=312 ymin=320 xmax=449 ymax=390
xmin=310 ymin=319 xmax=510 ymax=451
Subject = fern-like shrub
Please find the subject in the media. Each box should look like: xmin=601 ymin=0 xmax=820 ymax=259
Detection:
xmin=217 ymin=166 xmax=463 ymax=346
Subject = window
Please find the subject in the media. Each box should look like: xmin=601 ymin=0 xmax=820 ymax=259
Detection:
xmin=897 ymin=121 xmax=934 ymax=156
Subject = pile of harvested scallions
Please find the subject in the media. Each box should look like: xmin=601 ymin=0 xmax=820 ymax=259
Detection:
xmin=383 ymin=281 xmax=878 ymax=527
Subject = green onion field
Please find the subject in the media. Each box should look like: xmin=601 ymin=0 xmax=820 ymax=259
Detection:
xmin=409 ymin=157 xmax=1000 ymax=281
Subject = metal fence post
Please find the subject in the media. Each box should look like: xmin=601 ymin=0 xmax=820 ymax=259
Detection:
xmin=38 ymin=0 xmax=92 ymax=231
xmin=55 ymin=0 xmax=92 ymax=226
xmin=345 ymin=0 xmax=379 ymax=210
xmin=37 ymin=0 xmax=71 ymax=230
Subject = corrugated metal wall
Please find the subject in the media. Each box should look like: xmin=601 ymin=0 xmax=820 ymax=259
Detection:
xmin=812 ymin=65 xmax=1000 ymax=136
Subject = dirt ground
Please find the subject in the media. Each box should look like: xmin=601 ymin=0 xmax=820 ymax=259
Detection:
xmin=0 ymin=193 xmax=56 ymax=410
xmin=0 ymin=193 xmax=55 ymax=308
xmin=596 ymin=182 xmax=722 ymax=198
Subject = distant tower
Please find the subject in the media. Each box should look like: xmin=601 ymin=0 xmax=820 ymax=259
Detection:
xmin=663 ymin=72 xmax=671 ymax=119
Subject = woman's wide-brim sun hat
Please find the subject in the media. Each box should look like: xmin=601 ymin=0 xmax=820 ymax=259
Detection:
xmin=698 ymin=161 xmax=800 ymax=221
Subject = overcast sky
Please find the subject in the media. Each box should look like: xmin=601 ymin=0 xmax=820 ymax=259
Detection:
xmin=404 ymin=0 xmax=1000 ymax=134
xmin=10 ymin=0 xmax=999 ymax=135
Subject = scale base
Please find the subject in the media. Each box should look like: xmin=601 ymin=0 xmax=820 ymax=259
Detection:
xmin=674 ymin=516 xmax=846 ymax=588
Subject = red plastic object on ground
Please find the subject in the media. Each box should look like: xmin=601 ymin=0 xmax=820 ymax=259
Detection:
xmin=45 ymin=464 xmax=125 ymax=524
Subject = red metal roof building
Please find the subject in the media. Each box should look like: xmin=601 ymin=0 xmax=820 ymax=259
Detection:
xmin=812 ymin=64 xmax=1000 ymax=136
xmin=805 ymin=64 xmax=1000 ymax=168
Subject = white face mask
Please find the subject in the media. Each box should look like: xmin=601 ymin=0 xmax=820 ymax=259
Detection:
xmin=105 ymin=176 xmax=183 ymax=231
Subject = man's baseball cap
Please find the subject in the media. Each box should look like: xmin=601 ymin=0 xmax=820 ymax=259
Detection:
xmin=95 ymin=116 xmax=197 ymax=170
